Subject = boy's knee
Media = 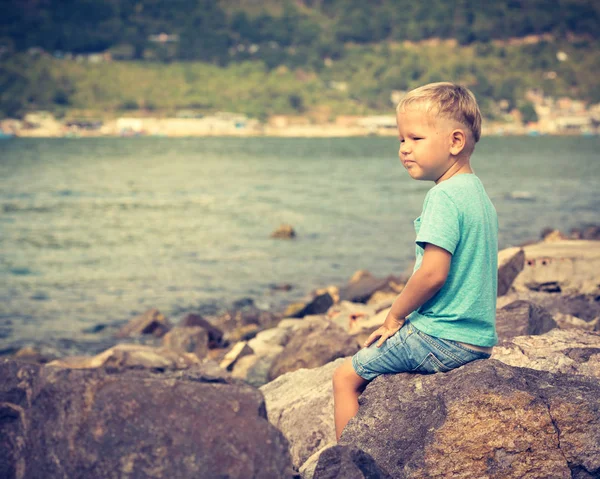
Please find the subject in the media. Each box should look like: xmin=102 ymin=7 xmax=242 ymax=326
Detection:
xmin=333 ymin=359 xmax=361 ymax=389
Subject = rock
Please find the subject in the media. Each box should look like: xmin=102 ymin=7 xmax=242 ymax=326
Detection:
xmin=261 ymin=358 xmax=345 ymax=469
xmin=525 ymin=280 xmax=562 ymax=293
xmin=179 ymin=313 xmax=224 ymax=347
xmin=339 ymin=271 xmax=403 ymax=304
xmin=232 ymin=354 xmax=279 ymax=387
xmin=46 ymin=344 xmax=200 ymax=371
xmin=284 ymin=302 xmax=308 ymax=317
xmin=314 ymin=285 xmax=340 ymax=304
xmin=0 ymin=358 xmax=295 ymax=478
xmin=367 ymin=290 xmax=399 ymax=306
xmin=248 ymin=327 xmax=292 ymax=356
xmin=13 ymin=345 xmax=56 ymax=364
xmin=268 ymin=320 xmax=359 ymax=381
xmin=497 ymin=291 xmax=600 ymax=322
xmin=542 ymin=229 xmax=569 ymax=242
xmin=347 ymin=308 xmax=389 ymax=343
xmin=214 ymin=301 xmax=281 ymax=334
xmin=271 ymin=223 xmax=296 ymax=239
xmin=339 ymin=359 xmax=600 ymax=478
xmin=510 ymin=239 xmax=600 ymax=295
xmin=278 ymin=318 xmax=305 ymax=331
xmin=299 ymin=443 xmax=337 ymax=479
xmin=326 ymin=301 xmax=377 ymax=332
xmin=569 ymin=224 xmax=600 ymax=241
xmin=162 ymin=326 xmax=209 ymax=359
xmin=312 ymin=445 xmax=393 ymax=479
xmin=115 ymin=308 xmax=172 ymax=338
xmin=220 ymin=341 xmax=254 ymax=371
xmin=491 ymin=329 xmax=600 ymax=378
xmin=290 ymin=293 xmax=335 ymax=318
xmin=496 ymin=300 xmax=557 ymax=341
xmin=497 ymin=247 xmax=525 ymax=296
xmin=553 ymin=312 xmax=600 ymax=331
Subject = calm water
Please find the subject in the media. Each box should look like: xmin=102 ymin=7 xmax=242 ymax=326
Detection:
xmin=1 ymin=136 xmax=599 ymax=355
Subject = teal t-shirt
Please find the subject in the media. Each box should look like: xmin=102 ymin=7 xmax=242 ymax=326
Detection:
xmin=407 ymin=173 xmax=499 ymax=347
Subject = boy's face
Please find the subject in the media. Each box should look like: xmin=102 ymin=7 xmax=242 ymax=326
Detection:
xmin=396 ymin=108 xmax=458 ymax=183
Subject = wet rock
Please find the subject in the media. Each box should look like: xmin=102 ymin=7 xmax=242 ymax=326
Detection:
xmin=179 ymin=313 xmax=224 ymax=347
xmin=271 ymin=224 xmax=296 ymax=239
xmin=162 ymin=326 xmax=209 ymax=359
xmin=115 ymin=308 xmax=172 ymax=339
xmin=491 ymin=329 xmax=600 ymax=378
xmin=290 ymin=293 xmax=335 ymax=318
xmin=261 ymin=358 xmax=345 ymax=469
xmin=46 ymin=344 xmax=200 ymax=371
xmin=496 ymin=300 xmax=557 ymax=341
xmin=0 ymin=358 xmax=295 ymax=479
xmin=497 ymin=247 xmax=525 ymax=296
xmin=268 ymin=319 xmax=359 ymax=381
xmin=339 ymin=359 xmax=600 ymax=479
xmin=313 ymin=445 xmax=392 ymax=479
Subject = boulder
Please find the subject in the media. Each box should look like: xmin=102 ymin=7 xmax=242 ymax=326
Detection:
xmin=271 ymin=223 xmax=296 ymax=239
xmin=497 ymin=291 xmax=600 ymax=323
xmin=219 ymin=341 xmax=254 ymax=371
xmin=339 ymin=271 xmax=403 ymax=304
xmin=115 ymin=308 xmax=172 ymax=338
xmin=496 ymin=300 xmax=557 ymax=341
xmin=214 ymin=300 xmax=281 ymax=333
xmin=290 ymin=293 xmax=335 ymax=318
xmin=46 ymin=343 xmax=200 ymax=371
xmin=248 ymin=327 xmax=292 ymax=356
xmin=339 ymin=359 xmax=600 ymax=478
xmin=313 ymin=445 xmax=392 ymax=479
xmin=510 ymin=239 xmax=600 ymax=294
xmin=261 ymin=358 xmax=345 ymax=469
xmin=497 ymin=247 xmax=525 ymax=296
xmin=326 ymin=301 xmax=377 ymax=332
xmin=162 ymin=326 xmax=209 ymax=359
xmin=553 ymin=312 xmax=600 ymax=331
xmin=0 ymin=358 xmax=296 ymax=479
xmin=179 ymin=313 xmax=224 ymax=347
xmin=491 ymin=328 xmax=600 ymax=378
xmin=268 ymin=319 xmax=359 ymax=381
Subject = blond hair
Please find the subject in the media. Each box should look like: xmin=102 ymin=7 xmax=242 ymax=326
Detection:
xmin=396 ymin=82 xmax=482 ymax=145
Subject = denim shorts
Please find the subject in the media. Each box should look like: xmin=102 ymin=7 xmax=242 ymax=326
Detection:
xmin=351 ymin=320 xmax=491 ymax=381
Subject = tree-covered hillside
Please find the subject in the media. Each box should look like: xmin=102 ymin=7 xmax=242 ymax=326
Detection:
xmin=1 ymin=0 xmax=599 ymax=119
xmin=1 ymin=0 xmax=598 ymax=61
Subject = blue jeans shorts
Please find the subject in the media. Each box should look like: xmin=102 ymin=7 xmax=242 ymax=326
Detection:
xmin=351 ymin=320 xmax=492 ymax=381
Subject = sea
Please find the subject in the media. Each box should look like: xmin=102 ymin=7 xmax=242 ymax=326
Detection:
xmin=1 ymin=136 xmax=599 ymax=357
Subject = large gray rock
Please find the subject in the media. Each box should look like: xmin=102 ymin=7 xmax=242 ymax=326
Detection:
xmin=0 ymin=358 xmax=295 ymax=479
xmin=268 ymin=319 xmax=359 ymax=381
xmin=497 ymin=290 xmax=600 ymax=323
xmin=338 ymin=271 xmax=403 ymax=304
xmin=261 ymin=358 xmax=345 ymax=469
xmin=339 ymin=359 xmax=600 ymax=478
xmin=492 ymin=328 xmax=600 ymax=378
xmin=496 ymin=300 xmax=557 ymax=340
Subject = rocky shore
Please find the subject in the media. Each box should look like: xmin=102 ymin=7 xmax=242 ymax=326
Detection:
xmin=2 ymin=226 xmax=600 ymax=478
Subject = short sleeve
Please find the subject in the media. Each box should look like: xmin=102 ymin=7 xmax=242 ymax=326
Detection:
xmin=415 ymin=189 xmax=461 ymax=255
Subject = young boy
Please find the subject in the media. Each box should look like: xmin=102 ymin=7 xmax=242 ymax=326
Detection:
xmin=333 ymin=82 xmax=498 ymax=441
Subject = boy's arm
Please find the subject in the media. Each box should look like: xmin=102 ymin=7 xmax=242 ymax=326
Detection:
xmin=363 ymin=243 xmax=452 ymax=348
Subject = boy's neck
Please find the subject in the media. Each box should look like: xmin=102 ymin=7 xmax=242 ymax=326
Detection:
xmin=435 ymin=159 xmax=473 ymax=184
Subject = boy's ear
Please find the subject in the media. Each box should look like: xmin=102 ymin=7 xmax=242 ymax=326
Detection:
xmin=449 ymin=129 xmax=467 ymax=156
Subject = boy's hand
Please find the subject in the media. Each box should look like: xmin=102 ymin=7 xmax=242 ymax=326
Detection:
xmin=363 ymin=314 xmax=406 ymax=348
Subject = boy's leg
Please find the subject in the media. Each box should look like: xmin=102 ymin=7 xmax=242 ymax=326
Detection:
xmin=332 ymin=358 xmax=369 ymax=442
